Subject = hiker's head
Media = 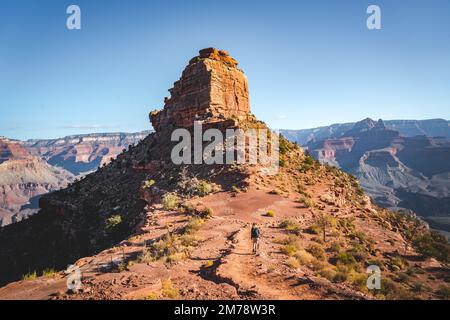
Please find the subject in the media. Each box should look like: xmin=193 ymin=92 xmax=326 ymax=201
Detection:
xmin=252 ymin=223 xmax=257 ymax=227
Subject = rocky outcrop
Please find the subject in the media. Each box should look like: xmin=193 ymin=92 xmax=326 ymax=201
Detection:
xmin=0 ymin=48 xmax=253 ymax=286
xmin=150 ymin=48 xmax=250 ymax=131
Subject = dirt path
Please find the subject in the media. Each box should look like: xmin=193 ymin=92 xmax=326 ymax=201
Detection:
xmin=216 ymin=226 xmax=301 ymax=299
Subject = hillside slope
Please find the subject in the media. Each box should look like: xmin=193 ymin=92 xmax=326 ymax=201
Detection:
xmin=0 ymin=49 xmax=448 ymax=300
xmin=0 ymin=138 xmax=74 ymax=226
xmin=303 ymin=119 xmax=450 ymax=235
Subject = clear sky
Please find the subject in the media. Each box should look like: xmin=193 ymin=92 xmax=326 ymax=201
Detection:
xmin=1 ymin=0 xmax=449 ymax=140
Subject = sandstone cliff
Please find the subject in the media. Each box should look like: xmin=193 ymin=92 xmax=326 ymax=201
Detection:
xmin=150 ymin=48 xmax=250 ymax=131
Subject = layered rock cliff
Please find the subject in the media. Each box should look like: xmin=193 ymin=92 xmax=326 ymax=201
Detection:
xmin=150 ymin=48 xmax=250 ymax=131
xmin=304 ymin=119 xmax=450 ymax=235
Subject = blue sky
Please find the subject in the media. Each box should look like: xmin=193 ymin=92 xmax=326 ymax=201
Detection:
xmin=1 ymin=0 xmax=449 ymax=140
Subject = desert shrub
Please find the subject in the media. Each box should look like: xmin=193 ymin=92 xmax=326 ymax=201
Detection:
xmin=269 ymin=189 xmax=283 ymax=195
xmin=195 ymin=180 xmax=212 ymax=196
xmin=231 ymin=186 xmax=241 ymax=194
xmin=42 ymin=268 xmax=56 ymax=278
xmin=333 ymin=271 xmax=349 ymax=283
xmin=300 ymin=153 xmax=317 ymax=173
xmin=281 ymin=244 xmax=298 ymax=256
xmin=311 ymin=259 xmax=328 ymax=271
xmin=307 ymin=243 xmax=326 ymax=261
xmin=279 ymin=219 xmax=301 ymax=233
xmin=353 ymin=231 xmax=366 ymax=243
xmin=274 ymin=234 xmax=299 ymax=245
xmin=319 ymin=268 xmax=337 ymax=281
xmin=144 ymin=292 xmax=158 ymax=300
xmin=179 ymin=234 xmax=202 ymax=247
xmin=329 ymin=242 xmax=341 ymax=253
xmin=199 ymin=207 xmax=214 ymax=219
xmin=346 ymin=245 xmax=368 ymax=262
xmin=106 ymin=215 xmax=122 ymax=229
xmin=162 ymin=193 xmax=180 ymax=210
xmin=203 ymin=260 xmax=214 ymax=268
xmin=161 ymin=279 xmax=180 ymax=299
xmin=396 ymin=273 xmax=409 ymax=283
xmin=366 ymin=258 xmax=385 ymax=271
xmin=411 ymin=282 xmax=423 ymax=293
xmin=304 ymin=225 xmax=320 ymax=235
xmin=413 ymin=231 xmax=450 ymax=262
xmin=279 ymin=135 xmax=295 ymax=155
xmin=379 ymin=278 xmax=406 ymax=299
xmin=336 ymin=252 xmax=357 ymax=266
xmin=143 ymin=179 xmax=155 ymax=189
xmin=316 ymin=212 xmax=337 ymax=242
xmin=166 ymin=252 xmax=187 ymax=263
xmin=266 ymin=210 xmax=276 ymax=217
xmin=295 ymin=249 xmax=314 ymax=265
xmin=338 ymin=217 xmax=355 ymax=231
xmin=185 ymin=217 xmax=205 ymax=234
xmin=286 ymin=257 xmax=300 ymax=269
xmin=436 ymin=285 xmax=450 ymax=299
xmin=138 ymin=246 xmax=154 ymax=264
xmin=351 ymin=272 xmax=367 ymax=290
xmin=391 ymin=256 xmax=408 ymax=271
xmin=299 ymin=197 xmax=315 ymax=208
xmin=355 ymin=186 xmax=365 ymax=196
xmin=22 ymin=271 xmax=37 ymax=281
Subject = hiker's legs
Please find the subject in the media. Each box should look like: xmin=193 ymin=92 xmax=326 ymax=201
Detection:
xmin=256 ymin=238 xmax=260 ymax=254
xmin=252 ymin=239 xmax=257 ymax=254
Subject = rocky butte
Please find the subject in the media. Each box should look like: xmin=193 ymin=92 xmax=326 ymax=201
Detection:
xmin=0 ymin=49 xmax=449 ymax=300
xmin=150 ymin=48 xmax=251 ymax=131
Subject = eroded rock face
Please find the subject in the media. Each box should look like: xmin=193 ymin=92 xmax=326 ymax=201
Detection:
xmin=150 ymin=48 xmax=250 ymax=131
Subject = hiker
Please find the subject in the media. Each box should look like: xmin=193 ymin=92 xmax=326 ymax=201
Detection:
xmin=251 ymin=223 xmax=261 ymax=255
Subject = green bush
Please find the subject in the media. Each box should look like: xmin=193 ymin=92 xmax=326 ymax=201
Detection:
xmin=185 ymin=217 xmax=205 ymax=234
xmin=161 ymin=279 xmax=180 ymax=299
xmin=304 ymin=225 xmax=320 ymax=235
xmin=42 ymin=268 xmax=56 ymax=278
xmin=106 ymin=215 xmax=122 ymax=229
xmin=333 ymin=271 xmax=348 ymax=283
xmin=307 ymin=243 xmax=326 ymax=261
xmin=436 ymin=285 xmax=450 ymax=299
xmin=143 ymin=179 xmax=155 ymax=189
xmin=329 ymin=242 xmax=341 ymax=253
xmin=295 ymin=249 xmax=314 ymax=265
xmin=336 ymin=252 xmax=357 ymax=266
xmin=281 ymin=244 xmax=298 ymax=256
xmin=162 ymin=193 xmax=180 ymax=210
xmin=195 ymin=181 xmax=212 ymax=196
xmin=279 ymin=219 xmax=301 ymax=232
xmin=411 ymin=282 xmax=423 ymax=293
xmin=413 ymin=231 xmax=450 ymax=262
xmin=391 ymin=256 xmax=408 ymax=271
xmin=366 ymin=258 xmax=385 ymax=271
xmin=22 ymin=271 xmax=37 ymax=281
xmin=266 ymin=210 xmax=276 ymax=217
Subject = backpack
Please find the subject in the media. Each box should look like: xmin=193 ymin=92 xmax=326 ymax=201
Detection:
xmin=251 ymin=227 xmax=260 ymax=238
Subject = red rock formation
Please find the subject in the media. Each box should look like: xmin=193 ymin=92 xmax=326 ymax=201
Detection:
xmin=150 ymin=48 xmax=250 ymax=131
xmin=0 ymin=138 xmax=30 ymax=164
